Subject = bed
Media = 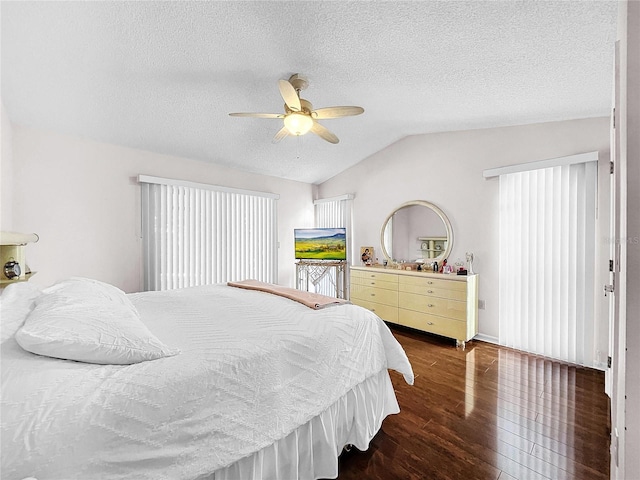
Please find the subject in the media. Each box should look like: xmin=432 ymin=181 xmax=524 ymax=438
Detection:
xmin=0 ymin=278 xmax=413 ymax=480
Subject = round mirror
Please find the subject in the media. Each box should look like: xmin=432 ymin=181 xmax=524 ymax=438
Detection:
xmin=380 ymin=200 xmax=453 ymax=266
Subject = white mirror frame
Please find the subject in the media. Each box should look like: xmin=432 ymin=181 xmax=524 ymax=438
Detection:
xmin=380 ymin=200 xmax=454 ymax=266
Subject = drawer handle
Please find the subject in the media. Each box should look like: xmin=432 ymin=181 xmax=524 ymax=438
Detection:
xmin=427 ymin=281 xmax=433 ymax=285
xmin=427 ymin=304 xmax=434 ymax=307
xmin=370 ymin=282 xmax=376 ymax=285
xmin=427 ymin=290 xmax=434 ymax=293
xmin=427 ymin=322 xmax=434 ymax=325
xmin=371 ymin=308 xmax=376 ymax=312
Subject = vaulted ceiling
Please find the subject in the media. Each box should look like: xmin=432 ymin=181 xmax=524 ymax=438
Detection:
xmin=1 ymin=1 xmax=618 ymax=184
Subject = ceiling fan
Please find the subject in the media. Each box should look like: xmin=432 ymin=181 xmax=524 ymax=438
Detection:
xmin=229 ymin=74 xmax=364 ymax=144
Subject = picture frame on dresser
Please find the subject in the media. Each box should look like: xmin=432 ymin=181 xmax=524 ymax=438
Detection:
xmin=360 ymin=246 xmax=374 ymax=265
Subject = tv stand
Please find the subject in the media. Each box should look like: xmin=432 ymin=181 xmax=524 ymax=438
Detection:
xmin=295 ymin=260 xmax=347 ymax=299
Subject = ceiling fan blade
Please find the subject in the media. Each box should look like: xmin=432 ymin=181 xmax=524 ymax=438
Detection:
xmin=272 ymin=126 xmax=290 ymax=143
xmin=229 ymin=112 xmax=284 ymax=118
xmin=310 ymin=121 xmax=339 ymax=144
xmin=313 ymin=106 xmax=364 ymax=119
xmin=278 ymin=79 xmax=301 ymax=112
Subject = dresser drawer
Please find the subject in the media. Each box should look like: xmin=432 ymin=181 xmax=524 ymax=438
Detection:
xmin=352 ymin=298 xmax=399 ymax=323
xmin=398 ymin=309 xmax=468 ymax=341
xmin=399 ymin=275 xmax=466 ymax=293
xmin=351 ymin=269 xmax=399 ymax=284
xmin=351 ymin=284 xmax=398 ymax=307
xmin=399 ymin=291 xmax=467 ymax=321
xmin=351 ymin=277 xmax=398 ymax=291
xmin=398 ymin=282 xmax=466 ymax=301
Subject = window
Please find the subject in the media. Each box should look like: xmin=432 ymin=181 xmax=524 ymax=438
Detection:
xmin=310 ymin=194 xmax=353 ymax=297
xmin=497 ymin=159 xmax=597 ymax=365
xmin=139 ymin=175 xmax=278 ymax=291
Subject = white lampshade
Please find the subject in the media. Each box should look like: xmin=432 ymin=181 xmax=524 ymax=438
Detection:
xmin=283 ymin=113 xmax=313 ymax=136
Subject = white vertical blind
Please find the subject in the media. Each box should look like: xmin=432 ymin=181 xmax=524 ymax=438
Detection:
xmin=140 ymin=176 xmax=278 ymax=291
xmin=498 ymin=161 xmax=597 ymax=365
xmin=314 ymin=195 xmax=354 ymax=263
xmin=312 ymin=195 xmax=353 ymax=297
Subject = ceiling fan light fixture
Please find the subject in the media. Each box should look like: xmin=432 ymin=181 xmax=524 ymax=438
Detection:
xmin=284 ymin=112 xmax=313 ymax=136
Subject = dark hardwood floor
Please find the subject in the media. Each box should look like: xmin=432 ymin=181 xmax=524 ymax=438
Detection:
xmin=337 ymin=326 xmax=611 ymax=480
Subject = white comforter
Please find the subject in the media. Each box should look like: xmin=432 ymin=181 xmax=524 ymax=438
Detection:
xmin=1 ymin=284 xmax=413 ymax=480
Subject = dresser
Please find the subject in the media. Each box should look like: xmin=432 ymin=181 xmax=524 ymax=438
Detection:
xmin=350 ymin=266 xmax=478 ymax=347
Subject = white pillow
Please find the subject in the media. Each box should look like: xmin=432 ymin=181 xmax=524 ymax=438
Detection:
xmin=0 ymin=282 xmax=43 ymax=342
xmin=15 ymin=278 xmax=180 ymax=365
xmin=41 ymin=276 xmax=134 ymax=306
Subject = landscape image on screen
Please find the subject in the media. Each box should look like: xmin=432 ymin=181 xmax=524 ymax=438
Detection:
xmin=294 ymin=228 xmax=347 ymax=260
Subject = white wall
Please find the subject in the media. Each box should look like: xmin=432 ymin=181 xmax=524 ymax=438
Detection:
xmin=1 ymin=101 xmax=13 ymax=230
xmin=318 ymin=118 xmax=611 ymax=360
xmin=9 ymin=126 xmax=314 ymax=292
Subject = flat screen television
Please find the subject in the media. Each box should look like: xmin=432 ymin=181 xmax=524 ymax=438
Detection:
xmin=294 ymin=228 xmax=347 ymax=260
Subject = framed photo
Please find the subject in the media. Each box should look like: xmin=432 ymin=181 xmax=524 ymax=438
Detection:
xmin=360 ymin=246 xmax=374 ymax=264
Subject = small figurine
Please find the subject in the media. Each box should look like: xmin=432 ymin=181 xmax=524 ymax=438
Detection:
xmin=466 ymin=252 xmax=475 ymax=274
xmin=439 ymin=258 xmax=448 ymax=273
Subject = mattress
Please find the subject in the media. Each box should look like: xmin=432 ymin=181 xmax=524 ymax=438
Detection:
xmin=1 ymin=283 xmax=413 ymax=480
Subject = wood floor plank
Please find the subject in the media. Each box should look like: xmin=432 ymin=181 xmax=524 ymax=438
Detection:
xmin=418 ymin=399 xmax=597 ymax=480
xmin=531 ymin=442 xmax=608 ymax=480
xmin=335 ymin=327 xmax=611 ymax=480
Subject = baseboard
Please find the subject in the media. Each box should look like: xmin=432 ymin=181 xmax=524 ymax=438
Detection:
xmin=472 ymin=333 xmax=499 ymax=345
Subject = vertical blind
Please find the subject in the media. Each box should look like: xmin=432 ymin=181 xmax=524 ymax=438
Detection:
xmin=312 ymin=194 xmax=353 ymax=297
xmin=498 ymin=161 xmax=597 ymax=365
xmin=140 ymin=176 xmax=278 ymax=291
xmin=314 ymin=194 xmax=353 ymax=235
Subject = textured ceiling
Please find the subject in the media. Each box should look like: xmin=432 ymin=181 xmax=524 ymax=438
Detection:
xmin=1 ymin=1 xmax=618 ymax=184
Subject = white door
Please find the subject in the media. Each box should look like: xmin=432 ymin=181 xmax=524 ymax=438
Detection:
xmin=607 ymin=40 xmax=624 ymax=477
xmin=605 ymin=48 xmax=618 ymax=396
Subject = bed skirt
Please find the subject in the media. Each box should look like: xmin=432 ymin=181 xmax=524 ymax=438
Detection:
xmin=205 ymin=368 xmax=399 ymax=480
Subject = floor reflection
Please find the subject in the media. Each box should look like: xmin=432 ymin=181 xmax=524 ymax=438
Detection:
xmin=465 ymin=347 xmax=476 ymax=418
xmin=496 ymin=349 xmax=582 ymax=476
xmin=337 ymin=328 xmax=610 ymax=480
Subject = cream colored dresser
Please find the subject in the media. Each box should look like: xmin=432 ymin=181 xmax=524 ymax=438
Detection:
xmin=350 ymin=266 xmax=478 ymax=347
